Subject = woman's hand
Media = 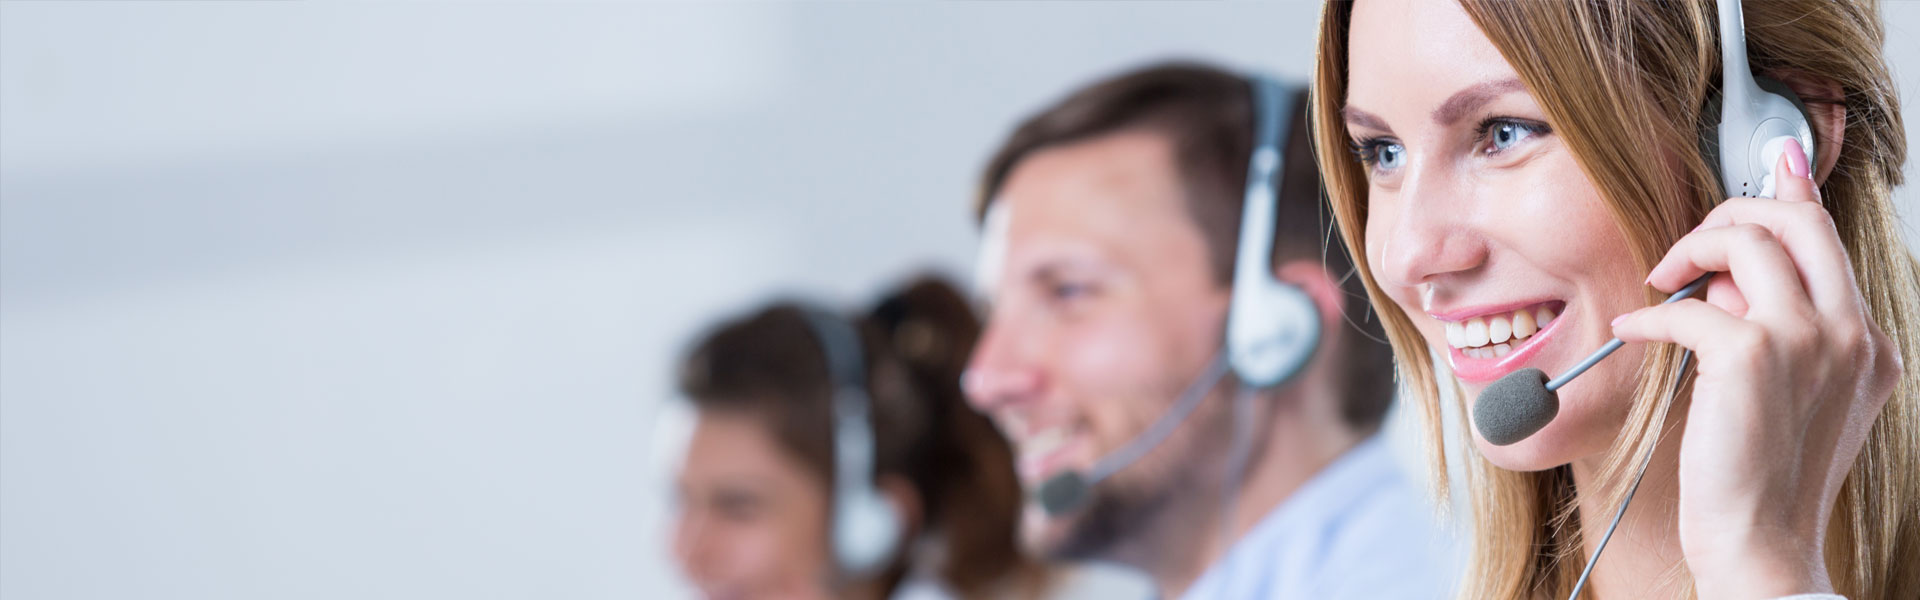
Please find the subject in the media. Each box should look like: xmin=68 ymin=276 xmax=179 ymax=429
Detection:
xmin=1610 ymin=139 xmax=1901 ymax=598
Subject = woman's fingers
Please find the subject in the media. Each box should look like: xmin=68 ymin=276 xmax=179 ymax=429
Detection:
xmin=1704 ymin=272 xmax=1749 ymax=319
xmin=1781 ymin=138 xmax=1813 ymax=191
xmin=1643 ymin=224 xmax=1812 ymax=323
xmin=1612 ymin=297 xmax=1754 ymax=354
xmin=1673 ymin=141 xmax=1860 ymax=315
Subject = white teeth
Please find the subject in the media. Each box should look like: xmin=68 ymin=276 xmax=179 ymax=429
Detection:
xmin=1512 ymin=309 xmax=1537 ymax=339
xmin=1443 ymin=304 xmax=1558 ymax=354
xmin=1464 ymin=318 xmax=1490 ymax=347
xmin=1022 ymin=428 xmax=1068 ymax=460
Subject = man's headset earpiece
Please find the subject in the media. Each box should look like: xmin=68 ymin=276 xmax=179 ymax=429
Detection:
xmin=1228 ymin=75 xmax=1321 ymax=389
xmin=1034 ymin=74 xmax=1320 ymax=517
xmin=796 ymin=309 xmax=904 ymax=578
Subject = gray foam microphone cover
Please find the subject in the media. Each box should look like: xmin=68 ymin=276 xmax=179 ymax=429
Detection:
xmin=1474 ymin=368 xmax=1558 ymax=446
xmin=1037 ymin=471 xmax=1089 ymax=517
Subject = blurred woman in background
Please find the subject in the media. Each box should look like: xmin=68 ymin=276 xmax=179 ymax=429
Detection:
xmin=671 ymin=276 xmax=1058 ymax=600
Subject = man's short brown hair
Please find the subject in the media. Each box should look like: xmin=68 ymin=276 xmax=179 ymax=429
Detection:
xmin=975 ymin=61 xmax=1395 ymax=431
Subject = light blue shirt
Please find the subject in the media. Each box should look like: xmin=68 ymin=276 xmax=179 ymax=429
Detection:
xmin=1177 ymin=435 xmax=1460 ymax=600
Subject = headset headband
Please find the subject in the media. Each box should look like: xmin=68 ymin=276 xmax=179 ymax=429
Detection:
xmin=796 ymin=309 xmax=878 ymax=500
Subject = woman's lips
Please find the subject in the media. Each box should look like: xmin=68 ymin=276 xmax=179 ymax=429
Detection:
xmin=1442 ymin=302 xmax=1566 ymax=383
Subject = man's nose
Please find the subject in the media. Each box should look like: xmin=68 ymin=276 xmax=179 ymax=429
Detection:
xmin=962 ymin=321 xmax=1044 ymax=413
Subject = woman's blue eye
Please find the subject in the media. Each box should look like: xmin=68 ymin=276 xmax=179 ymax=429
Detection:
xmin=1349 ymin=139 xmax=1406 ymax=171
xmin=1482 ymin=120 xmax=1546 ymax=153
xmin=1375 ymin=143 xmax=1406 ymax=169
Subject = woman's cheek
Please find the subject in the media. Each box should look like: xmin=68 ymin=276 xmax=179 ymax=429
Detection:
xmin=1361 ymin=226 xmax=1430 ymax=347
xmin=1361 ymin=216 xmax=1392 ymax=296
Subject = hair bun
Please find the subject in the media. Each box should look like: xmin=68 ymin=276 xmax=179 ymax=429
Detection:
xmin=866 ymin=275 xmax=981 ymax=381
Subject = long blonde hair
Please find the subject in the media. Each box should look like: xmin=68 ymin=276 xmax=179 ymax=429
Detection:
xmin=1308 ymin=1 xmax=1920 ymax=598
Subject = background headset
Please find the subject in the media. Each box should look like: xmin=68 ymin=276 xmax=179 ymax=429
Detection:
xmin=1229 ymin=75 xmax=1324 ymax=389
xmin=1034 ymin=73 xmax=1323 ymax=516
xmin=795 ymin=308 xmax=904 ymax=578
xmin=1464 ymin=1 xmax=1817 ymax=597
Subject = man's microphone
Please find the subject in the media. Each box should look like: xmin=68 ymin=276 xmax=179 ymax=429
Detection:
xmin=1035 ymin=354 xmax=1232 ymax=516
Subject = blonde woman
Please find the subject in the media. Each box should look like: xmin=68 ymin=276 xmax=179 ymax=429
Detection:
xmin=1309 ymin=1 xmax=1917 ymax=599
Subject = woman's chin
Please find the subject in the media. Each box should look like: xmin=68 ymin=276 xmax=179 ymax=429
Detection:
xmin=1469 ymin=414 xmax=1610 ymax=472
xmin=1473 ymin=436 xmax=1566 ymax=472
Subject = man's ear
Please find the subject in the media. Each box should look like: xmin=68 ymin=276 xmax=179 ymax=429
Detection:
xmin=1768 ymin=69 xmax=1847 ymax=185
xmin=874 ymin=475 xmax=922 ymax=544
xmin=1273 ymin=259 xmax=1346 ymax=332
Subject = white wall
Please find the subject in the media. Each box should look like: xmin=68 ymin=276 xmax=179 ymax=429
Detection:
xmin=3 ymin=3 xmax=1916 ymax=599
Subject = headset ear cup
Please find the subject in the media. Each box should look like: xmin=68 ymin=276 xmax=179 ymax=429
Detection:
xmin=1710 ymin=2 xmax=1818 ymax=204
xmin=833 ymin=489 xmax=904 ymax=576
xmin=1699 ymin=81 xmax=1808 ymax=170
xmin=1754 ymin=76 xmax=1815 ymax=125
xmin=1227 ymin=279 xmax=1322 ymax=388
xmin=1754 ymin=75 xmax=1816 ymax=166
xmin=1228 ymin=76 xmax=1322 ymax=389
xmin=1276 ymin=282 xmax=1322 ymax=372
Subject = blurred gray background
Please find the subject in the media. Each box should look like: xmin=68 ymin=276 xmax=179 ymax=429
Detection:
xmin=3 ymin=2 xmax=1916 ymax=598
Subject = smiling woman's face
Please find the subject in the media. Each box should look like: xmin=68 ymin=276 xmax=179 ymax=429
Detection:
xmin=1344 ymin=0 xmax=1652 ymax=470
xmin=673 ymin=411 xmax=834 ymax=600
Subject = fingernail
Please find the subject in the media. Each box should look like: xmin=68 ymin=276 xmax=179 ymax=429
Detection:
xmin=1786 ymin=138 xmax=1811 ymax=179
xmin=1611 ymin=314 xmax=1629 ymax=327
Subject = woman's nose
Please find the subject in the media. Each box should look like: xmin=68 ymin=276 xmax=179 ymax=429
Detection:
xmin=1374 ymin=162 xmax=1488 ymax=287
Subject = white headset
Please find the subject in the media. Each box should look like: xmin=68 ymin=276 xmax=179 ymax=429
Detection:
xmin=1710 ymin=0 xmax=1816 ymax=200
xmin=1227 ymin=75 xmax=1322 ymax=389
xmin=795 ymin=308 xmax=904 ymax=578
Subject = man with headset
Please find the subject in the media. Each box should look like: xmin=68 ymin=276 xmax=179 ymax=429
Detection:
xmin=962 ymin=63 xmax=1458 ymax=598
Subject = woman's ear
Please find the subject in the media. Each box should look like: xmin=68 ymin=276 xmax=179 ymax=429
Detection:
xmin=1768 ymin=70 xmax=1847 ymax=185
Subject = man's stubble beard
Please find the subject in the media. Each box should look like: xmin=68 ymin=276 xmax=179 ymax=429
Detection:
xmin=1038 ymin=384 xmax=1241 ymax=566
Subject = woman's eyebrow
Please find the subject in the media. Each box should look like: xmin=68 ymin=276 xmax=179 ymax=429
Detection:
xmin=1342 ymin=106 xmax=1392 ymax=133
xmin=1432 ymin=77 xmax=1526 ymax=125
